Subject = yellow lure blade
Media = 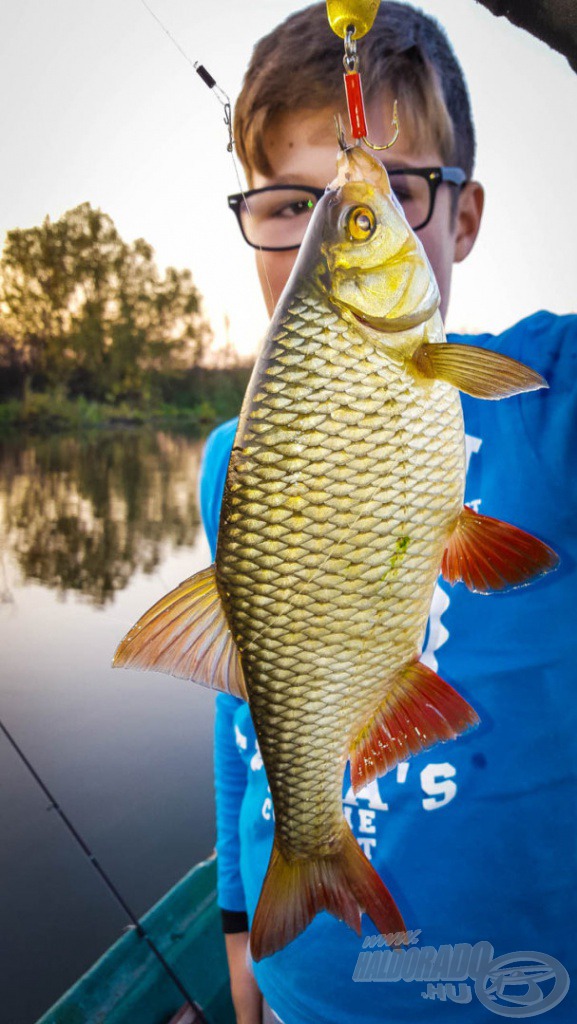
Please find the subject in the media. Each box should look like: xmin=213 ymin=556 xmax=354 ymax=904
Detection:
xmin=326 ymin=0 xmax=380 ymax=39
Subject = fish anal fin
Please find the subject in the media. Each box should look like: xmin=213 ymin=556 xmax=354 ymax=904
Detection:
xmin=113 ymin=565 xmax=248 ymax=700
xmin=250 ymin=826 xmax=405 ymax=961
xmin=350 ymin=661 xmax=479 ymax=793
xmin=412 ymin=341 xmax=547 ymax=398
xmin=442 ymin=505 xmax=559 ymax=594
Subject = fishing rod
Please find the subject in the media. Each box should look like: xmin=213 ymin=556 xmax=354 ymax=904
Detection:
xmin=0 ymin=717 xmax=207 ymax=1022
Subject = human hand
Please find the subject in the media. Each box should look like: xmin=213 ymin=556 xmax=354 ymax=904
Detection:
xmin=224 ymin=931 xmax=263 ymax=1024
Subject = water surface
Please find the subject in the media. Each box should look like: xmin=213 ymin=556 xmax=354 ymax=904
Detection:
xmin=0 ymin=430 xmax=217 ymax=1024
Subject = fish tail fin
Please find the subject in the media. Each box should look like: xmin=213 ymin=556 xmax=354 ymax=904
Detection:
xmin=250 ymin=827 xmax=405 ymax=962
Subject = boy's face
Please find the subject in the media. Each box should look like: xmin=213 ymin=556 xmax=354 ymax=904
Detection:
xmin=250 ymin=96 xmax=484 ymax=321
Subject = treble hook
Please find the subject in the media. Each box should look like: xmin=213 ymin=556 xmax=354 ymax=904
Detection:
xmin=334 ymin=104 xmax=399 ymax=154
xmin=334 ymin=113 xmax=350 ymax=151
xmin=362 ymin=100 xmax=400 ymax=151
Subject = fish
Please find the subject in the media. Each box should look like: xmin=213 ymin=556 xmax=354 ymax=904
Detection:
xmin=113 ymin=145 xmax=558 ymax=961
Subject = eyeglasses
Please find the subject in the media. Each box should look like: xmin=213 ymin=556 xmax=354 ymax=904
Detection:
xmin=227 ymin=167 xmax=467 ymax=251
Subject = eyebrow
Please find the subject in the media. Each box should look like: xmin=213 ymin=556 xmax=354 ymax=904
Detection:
xmin=276 ymin=160 xmax=427 ymax=179
xmin=260 ymin=159 xmax=436 ymax=189
xmin=381 ymin=160 xmax=426 ymax=171
xmin=263 ymin=174 xmax=323 ymax=186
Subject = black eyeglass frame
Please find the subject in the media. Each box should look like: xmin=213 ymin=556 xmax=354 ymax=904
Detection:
xmin=227 ymin=167 xmax=467 ymax=251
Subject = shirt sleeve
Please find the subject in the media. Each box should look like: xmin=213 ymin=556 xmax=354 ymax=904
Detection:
xmin=214 ymin=692 xmax=249 ymax=918
xmin=450 ymin=312 xmax=577 ymax=507
xmin=199 ymin=417 xmax=238 ymax=558
xmin=199 ymin=419 xmax=248 ymax=921
xmin=516 ymin=312 xmax=577 ymax=508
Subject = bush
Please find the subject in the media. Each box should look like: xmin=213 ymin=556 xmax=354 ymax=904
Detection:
xmin=0 ymin=388 xmax=244 ymax=437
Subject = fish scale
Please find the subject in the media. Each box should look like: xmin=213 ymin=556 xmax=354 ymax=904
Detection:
xmin=217 ymin=285 xmax=464 ymax=858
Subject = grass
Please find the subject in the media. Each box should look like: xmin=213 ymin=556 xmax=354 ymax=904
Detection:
xmin=0 ymin=392 xmax=224 ymax=436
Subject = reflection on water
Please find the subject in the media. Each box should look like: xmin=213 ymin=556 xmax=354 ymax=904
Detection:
xmin=0 ymin=431 xmax=204 ymax=605
xmin=0 ymin=429 xmax=217 ymax=1024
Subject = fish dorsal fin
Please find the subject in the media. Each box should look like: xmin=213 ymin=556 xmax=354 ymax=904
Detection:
xmin=411 ymin=341 xmax=547 ymax=398
xmin=442 ymin=506 xmax=559 ymax=593
xmin=113 ymin=565 xmax=248 ymax=701
xmin=349 ymin=660 xmax=479 ymax=793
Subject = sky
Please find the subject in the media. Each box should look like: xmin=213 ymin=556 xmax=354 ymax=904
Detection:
xmin=1 ymin=0 xmax=576 ymax=357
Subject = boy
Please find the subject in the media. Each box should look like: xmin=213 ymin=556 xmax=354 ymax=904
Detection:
xmin=200 ymin=4 xmax=576 ymax=1022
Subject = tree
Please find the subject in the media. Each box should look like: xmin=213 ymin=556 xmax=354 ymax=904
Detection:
xmin=0 ymin=203 xmax=212 ymax=400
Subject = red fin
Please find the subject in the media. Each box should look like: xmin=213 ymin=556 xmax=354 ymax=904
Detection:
xmin=113 ymin=565 xmax=248 ymax=700
xmin=412 ymin=341 xmax=547 ymax=398
xmin=442 ymin=505 xmax=559 ymax=594
xmin=350 ymin=661 xmax=479 ymax=793
xmin=250 ymin=827 xmax=405 ymax=961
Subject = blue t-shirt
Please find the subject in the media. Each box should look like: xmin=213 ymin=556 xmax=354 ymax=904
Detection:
xmin=201 ymin=312 xmax=577 ymax=1024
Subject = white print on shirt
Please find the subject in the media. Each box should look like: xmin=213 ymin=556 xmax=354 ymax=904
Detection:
xmin=250 ymin=741 xmax=263 ymax=772
xmin=464 ymin=432 xmax=482 ymax=512
xmin=253 ymin=757 xmax=458 ymax=858
xmin=235 ymin=727 xmax=262 ymax=767
xmin=338 ymin=762 xmax=458 ymax=860
xmin=344 ymin=763 xmax=457 ymax=815
xmin=241 ymin=731 xmax=461 ymax=843
xmin=234 ymin=724 xmax=247 ymax=751
xmin=465 ymin=433 xmax=482 ymax=474
xmin=420 ymin=762 xmax=457 ymax=810
xmin=262 ymin=791 xmax=274 ymax=822
xmin=344 ymin=805 xmax=378 ymax=859
xmin=421 ymin=584 xmax=450 ymax=672
xmin=344 ymin=779 xmax=389 ymax=812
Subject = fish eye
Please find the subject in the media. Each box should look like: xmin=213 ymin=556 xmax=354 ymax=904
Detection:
xmin=346 ymin=205 xmax=376 ymax=242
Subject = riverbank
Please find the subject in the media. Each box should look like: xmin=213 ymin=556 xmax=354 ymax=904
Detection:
xmin=0 ymin=371 xmax=252 ymax=436
xmin=0 ymin=395 xmax=215 ymax=436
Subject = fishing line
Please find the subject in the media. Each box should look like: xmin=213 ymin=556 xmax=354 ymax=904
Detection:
xmin=0 ymin=551 xmax=14 ymax=604
xmin=138 ymin=0 xmax=276 ymax=313
xmin=0 ymin=716 xmax=206 ymax=1019
xmin=140 ymin=0 xmax=197 ymax=73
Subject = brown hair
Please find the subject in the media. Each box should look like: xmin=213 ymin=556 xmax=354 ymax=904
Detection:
xmin=234 ymin=2 xmax=475 ymax=182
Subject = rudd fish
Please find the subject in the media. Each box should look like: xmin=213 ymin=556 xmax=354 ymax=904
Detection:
xmin=114 ymin=146 xmax=558 ymax=961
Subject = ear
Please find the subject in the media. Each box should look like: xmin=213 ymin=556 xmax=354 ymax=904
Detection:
xmin=454 ymin=181 xmax=484 ymax=263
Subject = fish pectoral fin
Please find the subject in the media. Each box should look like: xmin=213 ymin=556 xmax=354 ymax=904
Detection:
xmin=411 ymin=341 xmax=547 ymax=398
xmin=112 ymin=564 xmax=248 ymax=700
xmin=250 ymin=826 xmax=405 ymax=962
xmin=442 ymin=505 xmax=559 ymax=594
xmin=349 ymin=660 xmax=479 ymax=793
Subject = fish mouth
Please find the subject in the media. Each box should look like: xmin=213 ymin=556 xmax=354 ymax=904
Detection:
xmin=351 ymin=310 xmax=387 ymax=333
xmin=348 ymin=307 xmax=431 ymax=334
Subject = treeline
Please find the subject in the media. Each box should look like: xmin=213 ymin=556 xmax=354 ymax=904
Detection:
xmin=0 ymin=203 xmax=252 ymax=427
